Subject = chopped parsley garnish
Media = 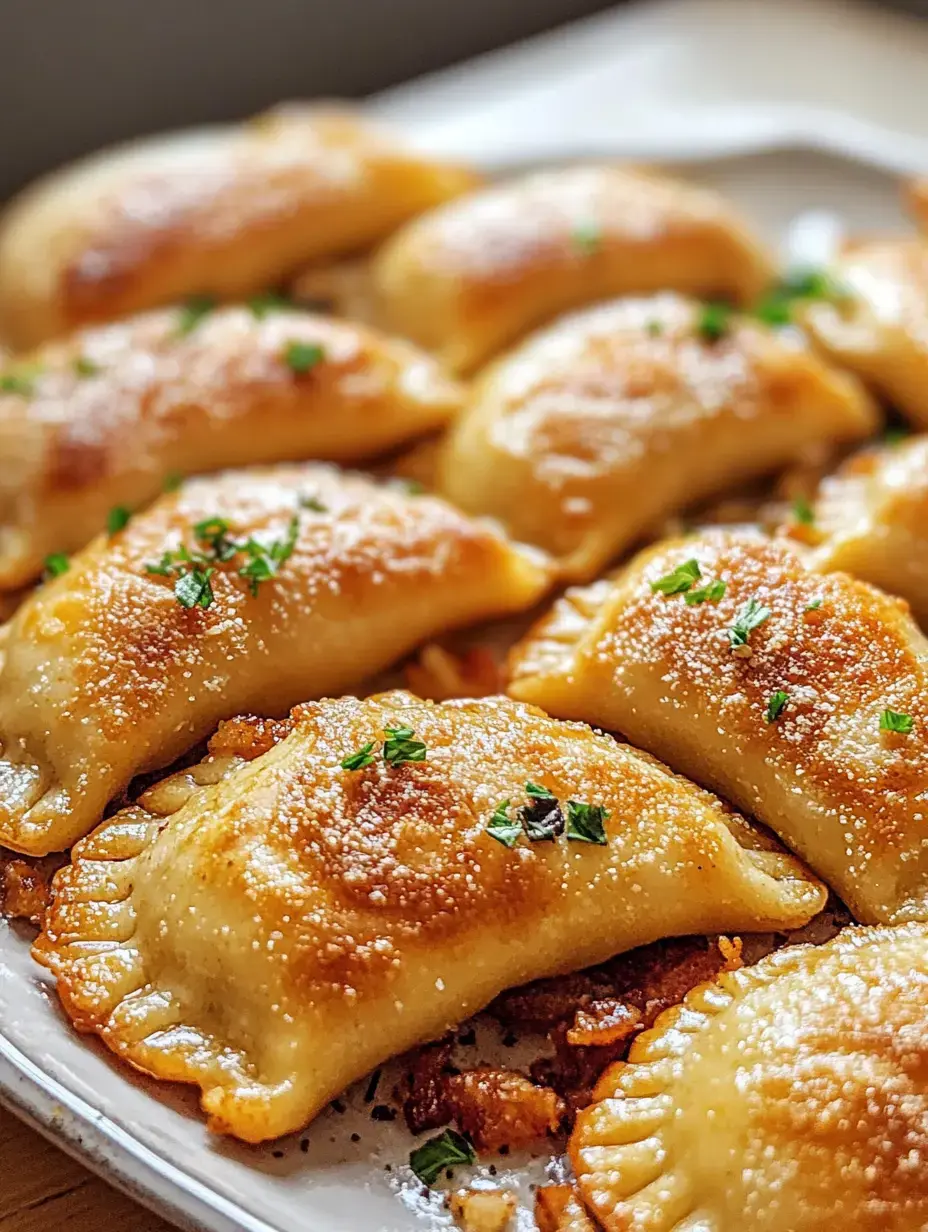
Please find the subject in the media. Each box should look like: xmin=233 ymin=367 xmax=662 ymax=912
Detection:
xmin=805 ymin=598 xmax=823 ymax=612
xmin=236 ymin=551 xmax=276 ymax=595
xmin=781 ymin=266 xmax=847 ymax=301
xmin=753 ymin=265 xmax=848 ymax=327
xmin=247 ymin=291 xmax=293 ymax=319
xmin=684 ymin=578 xmax=726 ymax=606
xmin=754 ymin=294 xmax=793 ymax=327
xmin=645 ymin=319 xmax=664 ymax=337
xmin=299 ymin=494 xmax=327 ymax=512
xmin=106 ymin=505 xmax=131 ymax=535
xmin=43 ymin=552 xmax=69 ymax=579
xmin=175 ymin=295 xmax=216 ymax=337
xmin=341 ymin=724 xmax=428 ymax=772
xmin=728 ymin=598 xmax=771 ymax=650
xmin=238 ymin=516 xmax=300 ymax=596
xmin=766 ymin=690 xmax=790 ymax=723
xmin=0 ymin=372 xmax=35 ymax=396
xmin=525 ymin=781 xmax=556 ymax=800
xmin=73 ymin=355 xmax=101 ymax=377
xmin=193 ymin=516 xmax=239 ymax=561
xmin=284 ymin=340 xmax=325 ymax=373
xmin=163 ymin=470 xmax=184 ymax=492
xmin=485 ymin=784 xmax=610 ymax=848
xmin=519 ymin=782 xmax=564 ymax=841
xmin=397 ymin=478 xmax=426 ymax=496
xmin=572 ymin=221 xmax=602 ymax=255
xmin=409 ymin=1129 xmax=475 ymax=1187
xmin=174 ymin=566 xmax=215 ymax=610
xmin=651 ymin=558 xmax=701 ymax=596
xmin=382 ymin=726 xmax=427 ymax=766
xmin=145 ymin=548 xmax=187 ymax=577
xmin=880 ymin=708 xmax=913 ymax=735
xmin=565 ymin=800 xmax=609 ymax=845
xmin=341 ymin=743 xmax=377 ymax=771
xmin=791 ymin=497 xmax=815 ymax=526
xmin=696 ymin=302 xmax=732 ymax=343
xmin=486 ymin=800 xmax=522 ymax=848
xmin=145 ymin=511 xmax=301 ymax=607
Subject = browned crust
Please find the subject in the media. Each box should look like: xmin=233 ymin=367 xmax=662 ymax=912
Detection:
xmin=509 ymin=527 xmax=928 ymax=922
xmin=370 ymin=163 xmax=776 ymax=373
xmin=0 ymin=466 xmax=551 ymax=855
xmin=0 ymin=305 xmax=464 ymax=588
xmin=0 ymin=105 xmax=479 ymax=348
xmin=570 ymin=923 xmax=928 ymax=1232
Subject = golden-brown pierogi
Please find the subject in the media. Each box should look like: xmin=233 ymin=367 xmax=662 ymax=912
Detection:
xmin=509 ymin=528 xmax=928 ymax=923
xmin=0 ymin=104 xmax=478 ymax=349
xmin=0 ymin=466 xmax=550 ymax=856
xmin=437 ymin=294 xmax=877 ymax=579
xmin=572 ymin=923 xmax=928 ymax=1232
xmin=0 ymin=304 xmax=463 ymax=588
xmin=800 ymin=238 xmax=928 ymax=426
xmin=34 ymin=691 xmax=825 ymax=1142
xmin=804 ymin=435 xmax=928 ymax=627
xmin=332 ymin=164 xmax=775 ymax=373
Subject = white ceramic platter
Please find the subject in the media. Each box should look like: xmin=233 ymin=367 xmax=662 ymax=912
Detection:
xmin=3 ymin=1 xmax=928 ymax=1229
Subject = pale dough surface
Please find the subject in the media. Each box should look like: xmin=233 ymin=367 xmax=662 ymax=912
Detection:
xmin=35 ymin=691 xmax=824 ymax=1142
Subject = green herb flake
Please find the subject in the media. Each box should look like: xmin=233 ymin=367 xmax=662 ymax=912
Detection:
xmin=237 ymin=551 xmax=276 ymax=595
xmin=525 ymin=781 xmax=556 ymax=800
xmin=299 ymin=495 xmax=328 ymax=512
xmin=805 ymin=598 xmax=823 ymax=612
xmin=238 ymin=516 xmax=300 ymax=596
xmin=175 ymin=295 xmax=216 ymax=337
xmin=163 ymin=470 xmax=184 ymax=492
xmin=147 ymin=510 xmax=304 ymax=608
xmin=880 ymin=708 xmax=913 ymax=735
xmin=650 ymin=558 xmax=702 ymax=596
xmin=270 ymin=517 xmax=300 ymax=563
xmin=791 ymin=497 xmax=815 ymax=526
xmin=0 ymin=372 xmax=35 ymax=396
xmin=284 ymin=340 xmax=325 ymax=374
xmin=696 ymin=302 xmax=732 ymax=343
xmin=43 ymin=552 xmax=70 ymax=579
xmin=193 ymin=516 xmax=231 ymax=541
xmin=728 ymin=598 xmax=771 ymax=650
xmin=766 ymin=690 xmax=790 ymax=723
xmin=684 ymin=578 xmax=726 ymax=606
xmin=341 ymin=742 xmax=377 ymax=771
xmin=781 ymin=266 xmax=848 ymax=302
xmin=519 ymin=783 xmax=564 ymax=841
xmin=571 ymin=221 xmax=602 ymax=255
xmin=485 ymin=800 xmax=522 ymax=848
xmin=383 ymin=725 xmax=427 ymax=766
xmin=194 ymin=516 xmax=238 ymax=561
xmin=409 ymin=1129 xmax=475 ymax=1187
xmin=145 ymin=553 xmax=175 ymax=578
xmin=107 ymin=505 xmax=132 ymax=535
xmin=753 ymin=266 xmax=849 ymax=328
xmin=73 ymin=355 xmax=101 ymax=377
xmin=565 ymin=800 xmax=609 ymax=845
xmin=645 ymin=319 xmax=664 ymax=337
xmin=174 ymin=566 xmax=215 ymax=610
xmin=247 ymin=291 xmax=293 ymax=319
xmin=753 ymin=292 xmax=794 ymax=327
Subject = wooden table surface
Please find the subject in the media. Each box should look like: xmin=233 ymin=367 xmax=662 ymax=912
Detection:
xmin=0 ymin=1104 xmax=172 ymax=1232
